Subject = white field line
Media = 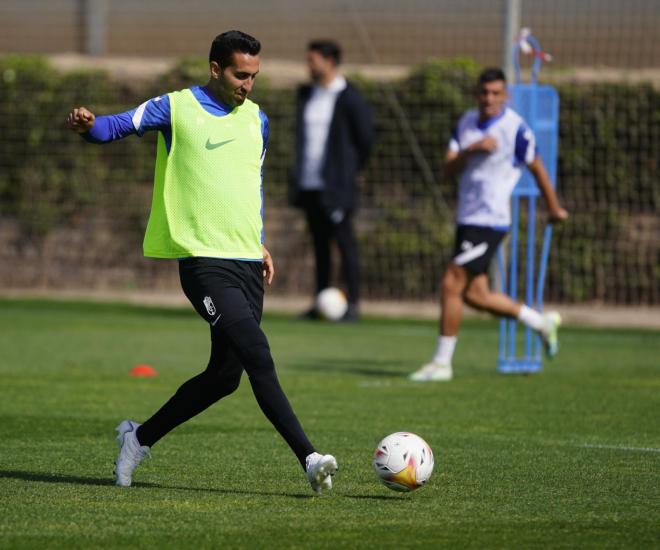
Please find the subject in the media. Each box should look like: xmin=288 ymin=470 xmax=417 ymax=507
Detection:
xmin=579 ymin=443 xmax=660 ymax=453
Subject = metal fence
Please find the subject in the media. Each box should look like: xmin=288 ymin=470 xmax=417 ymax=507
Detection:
xmin=0 ymin=0 xmax=658 ymax=305
xmin=2 ymin=0 xmax=660 ymax=67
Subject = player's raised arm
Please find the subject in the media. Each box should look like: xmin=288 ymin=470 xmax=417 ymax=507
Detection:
xmin=66 ymin=95 xmax=172 ymax=145
xmin=527 ymin=156 xmax=569 ymax=223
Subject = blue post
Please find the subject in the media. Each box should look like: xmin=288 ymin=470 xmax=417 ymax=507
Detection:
xmin=507 ymin=198 xmax=520 ymax=361
xmin=497 ymin=249 xmax=508 ymax=364
xmin=497 ymin=32 xmax=559 ymax=374
xmin=524 ymin=196 xmax=536 ymax=360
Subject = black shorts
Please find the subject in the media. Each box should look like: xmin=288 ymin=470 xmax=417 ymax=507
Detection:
xmin=179 ymin=257 xmax=264 ymax=328
xmin=452 ymin=225 xmax=508 ymax=275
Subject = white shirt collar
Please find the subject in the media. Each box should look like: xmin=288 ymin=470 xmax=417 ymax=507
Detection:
xmin=315 ymin=75 xmax=347 ymax=93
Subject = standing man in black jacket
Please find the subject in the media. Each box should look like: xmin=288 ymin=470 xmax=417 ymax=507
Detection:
xmin=290 ymin=40 xmax=374 ymax=321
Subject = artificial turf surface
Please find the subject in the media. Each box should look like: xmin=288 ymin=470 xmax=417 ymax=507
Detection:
xmin=0 ymin=298 xmax=658 ymax=549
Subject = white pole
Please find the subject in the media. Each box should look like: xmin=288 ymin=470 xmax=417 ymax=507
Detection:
xmin=84 ymin=0 xmax=107 ymax=56
xmin=502 ymin=0 xmax=521 ymax=82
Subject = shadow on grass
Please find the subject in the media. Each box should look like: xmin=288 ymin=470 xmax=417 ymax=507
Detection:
xmin=0 ymin=469 xmax=152 ymax=488
xmin=0 ymin=470 xmax=311 ymax=499
xmin=342 ymin=493 xmax=407 ymax=500
xmin=288 ymin=358 xmax=407 ymax=378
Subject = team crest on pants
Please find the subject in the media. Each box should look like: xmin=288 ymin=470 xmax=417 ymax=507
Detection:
xmin=203 ymin=296 xmax=216 ymax=316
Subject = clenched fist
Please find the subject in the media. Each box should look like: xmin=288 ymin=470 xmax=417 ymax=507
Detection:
xmin=66 ymin=107 xmax=96 ymax=133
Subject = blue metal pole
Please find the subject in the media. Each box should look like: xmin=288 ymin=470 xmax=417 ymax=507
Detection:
xmin=525 ymin=196 xmax=536 ymax=360
xmin=497 ymin=247 xmax=508 ymax=365
xmin=508 ymin=196 xmax=520 ymax=359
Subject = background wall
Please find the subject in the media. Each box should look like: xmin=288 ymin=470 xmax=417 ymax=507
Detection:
xmin=2 ymin=0 xmax=659 ymax=67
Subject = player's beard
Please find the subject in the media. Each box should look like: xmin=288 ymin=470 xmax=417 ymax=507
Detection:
xmin=233 ymin=88 xmax=247 ymax=105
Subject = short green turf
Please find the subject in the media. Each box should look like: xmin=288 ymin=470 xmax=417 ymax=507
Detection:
xmin=0 ymin=299 xmax=658 ymax=549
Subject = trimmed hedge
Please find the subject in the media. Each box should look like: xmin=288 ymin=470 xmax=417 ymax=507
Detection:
xmin=0 ymin=55 xmax=657 ymax=303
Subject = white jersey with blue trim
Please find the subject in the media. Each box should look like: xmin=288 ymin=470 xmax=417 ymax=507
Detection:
xmin=449 ymin=106 xmax=536 ymax=228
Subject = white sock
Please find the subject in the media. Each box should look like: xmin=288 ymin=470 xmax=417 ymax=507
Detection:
xmin=432 ymin=336 xmax=457 ymax=366
xmin=518 ymin=304 xmax=545 ymax=332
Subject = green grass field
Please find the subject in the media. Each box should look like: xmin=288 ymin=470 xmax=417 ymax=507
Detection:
xmin=0 ymin=298 xmax=658 ymax=549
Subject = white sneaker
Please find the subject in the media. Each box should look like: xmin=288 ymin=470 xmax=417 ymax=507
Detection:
xmin=541 ymin=311 xmax=562 ymax=358
xmin=114 ymin=420 xmax=150 ymax=487
xmin=305 ymin=452 xmax=338 ymax=495
xmin=409 ymin=362 xmax=453 ymax=382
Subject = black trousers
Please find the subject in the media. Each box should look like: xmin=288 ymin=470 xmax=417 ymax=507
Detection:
xmin=299 ymin=190 xmax=360 ymax=305
xmin=137 ymin=258 xmax=315 ymax=468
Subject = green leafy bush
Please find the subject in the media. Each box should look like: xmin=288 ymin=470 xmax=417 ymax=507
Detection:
xmin=0 ymin=55 xmax=656 ymax=303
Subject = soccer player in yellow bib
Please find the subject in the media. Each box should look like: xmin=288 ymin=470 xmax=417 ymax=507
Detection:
xmin=67 ymin=31 xmax=337 ymax=494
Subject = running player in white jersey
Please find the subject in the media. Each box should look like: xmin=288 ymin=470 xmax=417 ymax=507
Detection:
xmin=409 ymin=68 xmax=568 ymax=382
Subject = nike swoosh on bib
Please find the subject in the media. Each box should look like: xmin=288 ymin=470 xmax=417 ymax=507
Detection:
xmin=205 ymin=138 xmax=235 ymax=150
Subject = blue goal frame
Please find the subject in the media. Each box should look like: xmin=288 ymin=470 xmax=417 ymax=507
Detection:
xmin=497 ymin=33 xmax=559 ymax=374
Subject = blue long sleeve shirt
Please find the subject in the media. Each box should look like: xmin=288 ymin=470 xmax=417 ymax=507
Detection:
xmin=83 ymin=85 xmax=270 ymax=252
xmin=83 ymin=85 xmax=269 ymax=157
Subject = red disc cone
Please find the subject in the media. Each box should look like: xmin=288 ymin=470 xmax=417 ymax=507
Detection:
xmin=130 ymin=364 xmax=158 ymax=377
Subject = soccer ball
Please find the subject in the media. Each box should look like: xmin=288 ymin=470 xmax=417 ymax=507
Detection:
xmin=316 ymin=287 xmax=348 ymax=321
xmin=373 ymin=432 xmax=434 ymax=492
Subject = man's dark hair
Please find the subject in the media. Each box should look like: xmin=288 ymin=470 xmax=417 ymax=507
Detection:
xmin=308 ymin=40 xmax=342 ymax=65
xmin=209 ymin=30 xmax=261 ymax=68
xmin=478 ymin=67 xmax=507 ymax=85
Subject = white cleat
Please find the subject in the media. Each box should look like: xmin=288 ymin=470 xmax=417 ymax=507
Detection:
xmin=409 ymin=362 xmax=453 ymax=382
xmin=541 ymin=311 xmax=562 ymax=358
xmin=305 ymin=452 xmax=338 ymax=495
xmin=114 ymin=420 xmax=150 ymax=487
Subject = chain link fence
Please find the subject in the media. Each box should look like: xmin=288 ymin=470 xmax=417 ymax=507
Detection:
xmin=0 ymin=0 xmax=658 ymax=305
